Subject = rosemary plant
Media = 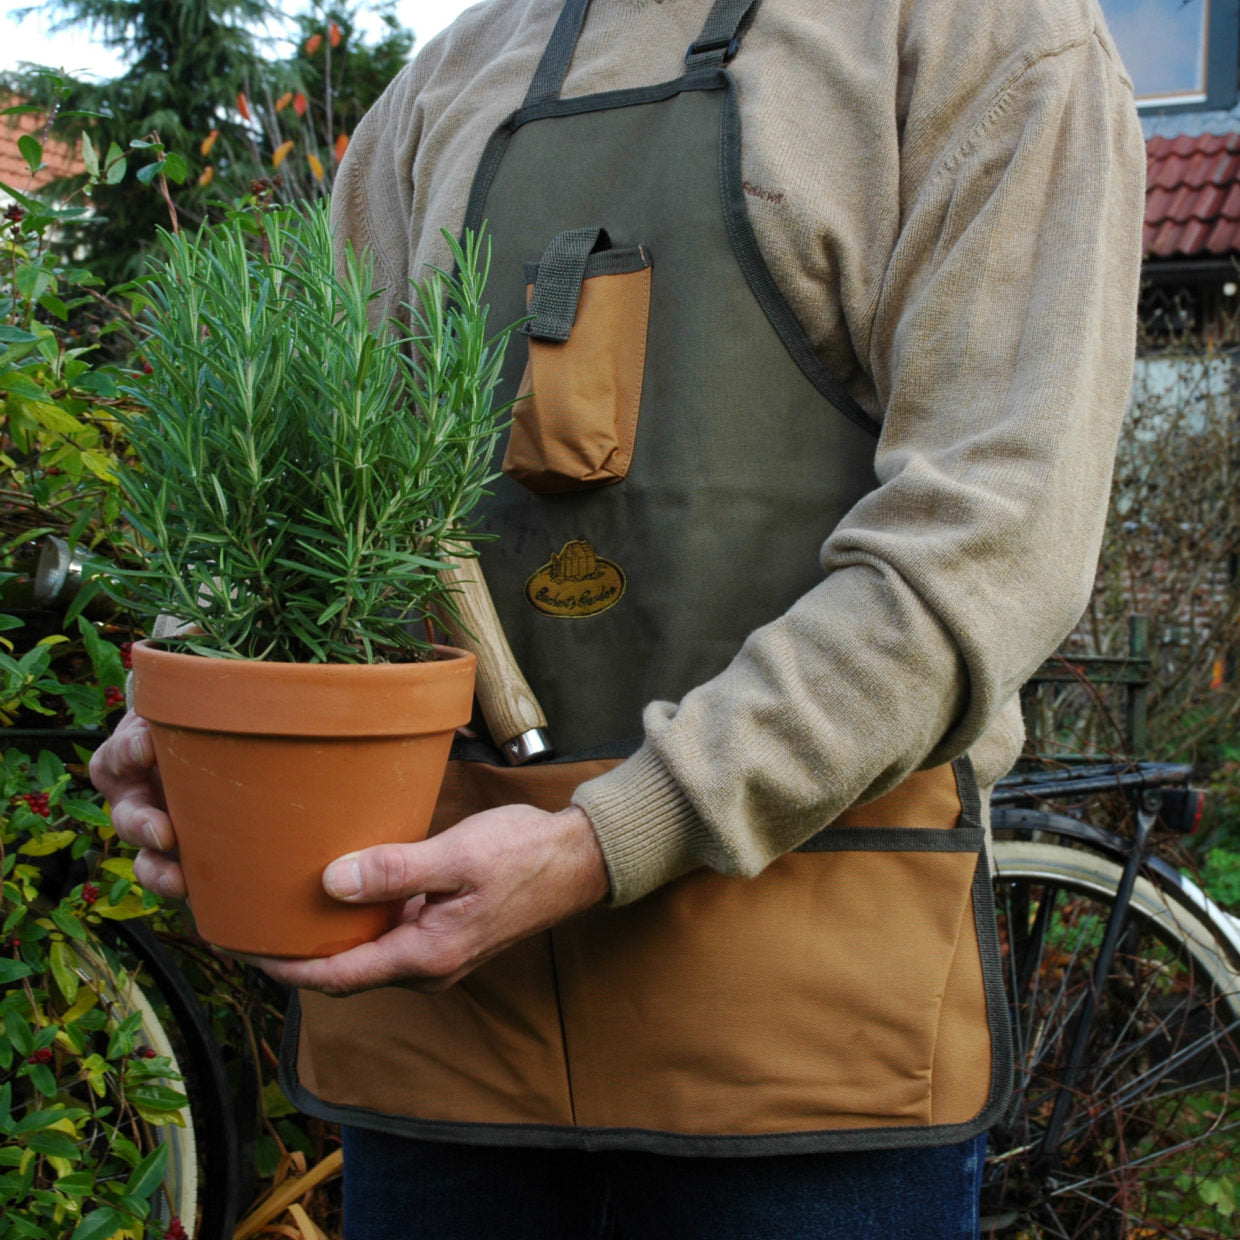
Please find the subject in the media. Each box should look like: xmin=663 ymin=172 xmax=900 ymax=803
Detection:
xmin=114 ymin=201 xmax=513 ymax=662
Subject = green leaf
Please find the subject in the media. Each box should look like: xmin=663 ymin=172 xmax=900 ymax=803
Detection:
xmin=136 ymin=161 xmax=162 ymax=186
xmin=3 ymin=1011 xmax=32 ymax=1056
xmin=0 ymin=180 xmax=51 ymax=215
xmin=81 ymin=131 xmax=99 ymax=179
xmin=79 ymin=450 xmax=117 ymax=482
xmin=49 ymin=939 xmax=79 ymax=1005
xmin=67 ymin=800 xmax=112 ymax=829
xmin=0 ymin=959 xmax=33 ymax=984
xmin=16 ymin=135 xmax=41 ymax=175
xmin=25 ymin=1130 xmax=79 ymax=1160
xmin=161 ymin=152 xmax=189 ymax=184
xmin=27 ymin=1062 xmax=57 ymax=1097
xmin=122 ymin=1142 xmax=168 ymax=1202
xmin=18 ymin=830 xmax=76 ymax=857
xmin=262 ymin=1078 xmax=297 ymax=1119
xmin=37 ymin=293 xmax=68 ymax=321
xmin=126 ymin=1083 xmax=189 ymax=1113
xmin=50 ymin=906 xmax=88 ymax=941
xmin=0 ymin=372 xmax=49 ymax=402
xmin=13 ymin=264 xmax=51 ymax=303
xmin=0 ymin=327 xmax=39 ymax=345
xmin=105 ymin=143 xmax=127 ymax=185
xmin=106 ymin=1011 xmax=142 ymax=1059
xmin=71 ymin=1208 xmax=124 ymax=1240
xmin=55 ymin=1169 xmax=95 ymax=1197
xmin=72 ymin=371 xmax=118 ymax=398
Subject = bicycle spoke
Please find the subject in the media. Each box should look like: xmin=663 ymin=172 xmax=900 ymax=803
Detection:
xmin=984 ymin=848 xmax=1240 ymax=1239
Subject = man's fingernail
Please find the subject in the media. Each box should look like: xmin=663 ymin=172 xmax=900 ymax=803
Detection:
xmin=127 ymin=733 xmax=150 ymax=766
xmin=141 ymin=819 xmax=162 ymax=850
xmin=325 ymin=856 xmax=362 ymax=899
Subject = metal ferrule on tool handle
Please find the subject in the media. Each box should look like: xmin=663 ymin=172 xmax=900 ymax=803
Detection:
xmin=502 ymin=728 xmax=555 ymax=766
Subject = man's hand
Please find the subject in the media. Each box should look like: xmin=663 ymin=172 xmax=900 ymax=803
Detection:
xmin=253 ymin=803 xmax=610 ymax=996
xmin=88 ymin=709 xmax=186 ymax=899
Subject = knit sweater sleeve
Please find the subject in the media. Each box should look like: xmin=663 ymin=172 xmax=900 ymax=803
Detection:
xmin=574 ymin=32 xmax=1146 ymax=904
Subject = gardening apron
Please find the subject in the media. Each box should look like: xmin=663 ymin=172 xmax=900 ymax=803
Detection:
xmin=283 ymin=0 xmax=1012 ymax=1153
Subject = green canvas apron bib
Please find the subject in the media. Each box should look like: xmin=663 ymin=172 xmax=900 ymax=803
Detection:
xmin=284 ymin=0 xmax=1012 ymax=1153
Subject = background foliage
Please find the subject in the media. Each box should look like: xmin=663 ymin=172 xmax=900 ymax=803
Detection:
xmin=3 ymin=2 xmax=414 ymax=282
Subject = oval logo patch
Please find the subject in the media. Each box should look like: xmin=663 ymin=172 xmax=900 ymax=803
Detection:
xmin=525 ymin=539 xmax=626 ymax=618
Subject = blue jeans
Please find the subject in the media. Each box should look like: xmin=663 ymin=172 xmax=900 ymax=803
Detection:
xmin=341 ymin=1127 xmax=986 ymax=1239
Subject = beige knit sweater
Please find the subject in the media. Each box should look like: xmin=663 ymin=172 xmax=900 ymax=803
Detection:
xmin=330 ymin=0 xmax=1146 ymax=905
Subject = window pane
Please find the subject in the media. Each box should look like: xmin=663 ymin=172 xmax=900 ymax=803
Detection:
xmin=1103 ymin=0 xmax=1209 ymax=102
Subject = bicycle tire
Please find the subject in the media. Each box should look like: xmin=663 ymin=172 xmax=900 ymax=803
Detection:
xmin=984 ymin=840 xmax=1240 ymax=1239
xmin=68 ymin=940 xmax=200 ymax=1233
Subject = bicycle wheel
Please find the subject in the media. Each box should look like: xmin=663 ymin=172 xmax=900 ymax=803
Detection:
xmin=67 ymin=939 xmax=200 ymax=1233
xmin=985 ymin=840 xmax=1240 ymax=1239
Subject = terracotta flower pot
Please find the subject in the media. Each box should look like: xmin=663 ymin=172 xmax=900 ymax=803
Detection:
xmin=130 ymin=641 xmax=476 ymax=957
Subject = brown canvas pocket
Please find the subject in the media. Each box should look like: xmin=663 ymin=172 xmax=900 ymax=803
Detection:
xmin=503 ymin=228 xmax=652 ymax=493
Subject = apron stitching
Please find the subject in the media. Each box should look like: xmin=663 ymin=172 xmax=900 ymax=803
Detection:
xmin=923 ymin=859 xmax=981 ymax=1126
xmin=546 ymin=925 xmax=579 ymax=1125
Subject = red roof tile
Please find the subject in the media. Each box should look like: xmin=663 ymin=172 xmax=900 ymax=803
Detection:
xmin=0 ymin=99 xmax=85 ymax=197
xmin=1145 ymin=132 xmax=1240 ymax=259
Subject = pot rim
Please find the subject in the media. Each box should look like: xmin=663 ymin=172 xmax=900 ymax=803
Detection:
xmin=131 ymin=639 xmax=477 ymax=737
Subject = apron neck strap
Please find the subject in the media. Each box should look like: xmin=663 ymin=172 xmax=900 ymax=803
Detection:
xmin=523 ymin=0 xmax=764 ymax=107
xmin=685 ymin=0 xmax=763 ymax=68
xmin=524 ymin=0 xmax=591 ymax=107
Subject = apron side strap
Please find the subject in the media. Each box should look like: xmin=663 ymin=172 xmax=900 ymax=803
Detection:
xmin=685 ymin=0 xmax=764 ymax=68
xmin=524 ymin=0 xmax=593 ymax=108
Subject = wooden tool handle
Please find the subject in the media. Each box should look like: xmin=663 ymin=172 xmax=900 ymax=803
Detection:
xmin=439 ymin=552 xmax=553 ymax=763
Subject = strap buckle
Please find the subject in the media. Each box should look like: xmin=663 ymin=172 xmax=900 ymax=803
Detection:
xmin=685 ymin=34 xmax=741 ymax=64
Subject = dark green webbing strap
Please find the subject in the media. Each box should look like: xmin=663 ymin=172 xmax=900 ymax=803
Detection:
xmin=523 ymin=0 xmax=764 ymax=107
xmin=523 ymin=227 xmax=606 ymax=341
xmin=523 ymin=0 xmax=592 ymax=106
xmin=685 ymin=0 xmax=763 ymax=67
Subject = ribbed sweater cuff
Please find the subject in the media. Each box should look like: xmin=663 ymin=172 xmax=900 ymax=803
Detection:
xmin=572 ymin=744 xmax=716 ymax=907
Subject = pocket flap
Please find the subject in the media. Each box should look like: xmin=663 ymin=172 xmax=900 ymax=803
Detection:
xmin=523 ymin=226 xmax=610 ymax=341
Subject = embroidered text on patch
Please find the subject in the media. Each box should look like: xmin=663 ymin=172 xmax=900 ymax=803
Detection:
xmin=524 ymin=539 xmax=626 ymax=617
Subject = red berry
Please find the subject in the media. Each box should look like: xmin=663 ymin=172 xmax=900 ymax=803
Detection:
xmin=135 ymin=1046 xmax=159 ymax=1059
xmin=81 ymin=882 xmax=100 ymax=906
xmin=165 ymin=1218 xmax=189 ymax=1240
xmin=120 ymin=641 xmax=133 ymax=670
xmin=27 ymin=1047 xmax=52 ymax=1065
xmin=4 ymin=204 xmax=24 ymax=223
xmin=104 ymin=686 xmax=125 ymax=708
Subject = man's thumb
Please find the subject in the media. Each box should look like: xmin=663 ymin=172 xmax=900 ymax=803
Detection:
xmin=323 ymin=844 xmax=422 ymax=903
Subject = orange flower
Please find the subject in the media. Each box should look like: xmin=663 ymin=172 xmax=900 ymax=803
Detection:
xmin=333 ymin=132 xmax=349 ymax=162
xmin=329 ymin=21 xmax=343 ymax=48
xmin=237 ymin=91 xmax=251 ymax=121
xmin=274 ymin=91 xmax=294 ymax=113
xmin=1212 ymin=659 xmax=1226 ymax=691
xmin=307 ymin=152 xmax=325 ymax=182
xmin=305 ymin=32 xmax=323 ymax=55
xmin=200 ymin=129 xmax=219 ymax=157
xmin=198 ymin=165 xmax=215 ymax=187
xmin=272 ymin=139 xmax=295 ymax=169
xmin=293 ymin=92 xmax=308 ymax=117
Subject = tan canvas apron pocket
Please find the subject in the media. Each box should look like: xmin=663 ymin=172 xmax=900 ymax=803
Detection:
xmin=503 ymin=227 xmax=652 ymax=493
xmin=555 ymin=835 xmax=992 ymax=1136
xmin=292 ymin=758 xmax=1003 ymax=1143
